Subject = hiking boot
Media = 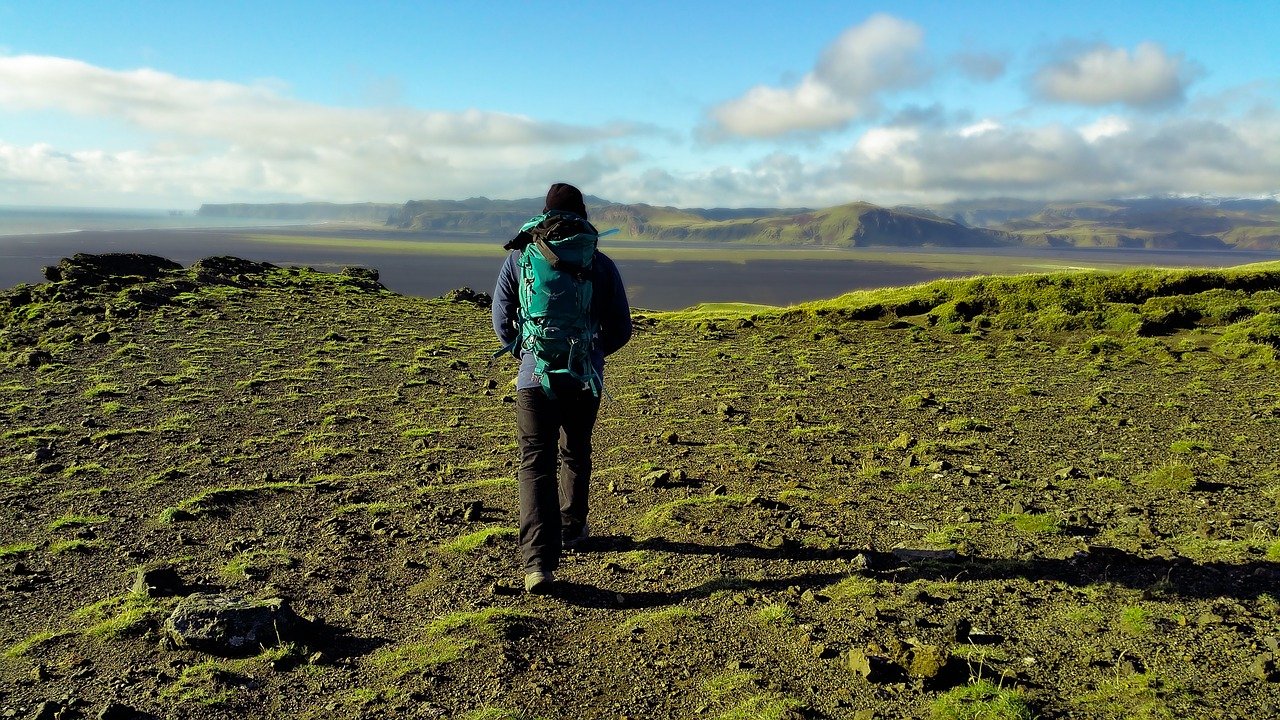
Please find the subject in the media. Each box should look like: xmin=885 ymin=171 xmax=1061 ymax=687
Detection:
xmin=563 ymin=523 xmax=590 ymax=550
xmin=524 ymin=570 xmax=555 ymax=594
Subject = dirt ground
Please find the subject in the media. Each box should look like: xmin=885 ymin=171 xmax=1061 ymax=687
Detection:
xmin=2 ymin=256 xmax=1279 ymax=719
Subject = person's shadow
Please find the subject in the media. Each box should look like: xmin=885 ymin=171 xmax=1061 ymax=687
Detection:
xmin=547 ymin=534 xmax=1280 ymax=609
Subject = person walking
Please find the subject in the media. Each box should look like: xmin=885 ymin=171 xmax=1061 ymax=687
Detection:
xmin=492 ymin=183 xmax=632 ymax=594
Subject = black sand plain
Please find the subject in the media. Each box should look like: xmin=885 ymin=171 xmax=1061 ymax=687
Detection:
xmin=4 ymin=227 xmax=1279 ymax=310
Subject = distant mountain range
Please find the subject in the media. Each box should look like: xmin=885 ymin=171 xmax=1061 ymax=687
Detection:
xmin=197 ymin=195 xmax=1280 ymax=250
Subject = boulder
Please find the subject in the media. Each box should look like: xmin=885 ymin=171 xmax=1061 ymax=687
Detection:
xmin=190 ymin=256 xmax=278 ymax=286
xmin=442 ymin=287 xmax=492 ymax=307
xmin=49 ymin=254 xmax=182 ymax=288
xmin=164 ymin=593 xmax=306 ymax=654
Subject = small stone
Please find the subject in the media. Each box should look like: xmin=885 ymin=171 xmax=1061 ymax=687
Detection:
xmin=906 ymin=644 xmax=948 ymax=679
xmin=925 ymin=460 xmax=951 ymax=472
xmin=889 ymin=432 xmax=916 ymax=450
xmin=663 ymin=432 xmax=680 ymax=444
xmin=1251 ymin=655 xmax=1279 ymax=682
xmin=86 ymin=331 xmax=111 ymax=344
xmin=31 ymin=664 xmax=50 ymax=682
xmin=30 ymin=702 xmax=61 ymax=720
xmin=642 ymin=470 xmax=672 ymax=488
xmin=811 ymin=643 xmax=836 ymax=659
xmin=97 ymin=703 xmax=137 ymax=720
xmin=132 ymin=566 xmax=184 ymax=598
xmin=462 ymin=501 xmax=482 ymax=522
xmin=847 ymin=649 xmax=875 ymax=680
xmin=709 ymin=485 xmax=727 ymax=496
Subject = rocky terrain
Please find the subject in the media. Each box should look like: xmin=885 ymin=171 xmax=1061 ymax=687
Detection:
xmin=1 ymin=253 xmax=1279 ymax=719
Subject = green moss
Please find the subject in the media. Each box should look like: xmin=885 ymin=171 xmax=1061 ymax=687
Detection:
xmin=931 ymin=680 xmax=1034 ymax=720
xmin=3 ymin=629 xmax=72 ymax=658
xmin=615 ymin=607 xmax=697 ymax=635
xmin=998 ymin=512 xmax=1060 ymax=534
xmin=0 ymin=541 xmax=38 ymax=558
xmin=47 ymin=513 xmax=109 ymax=531
xmin=1134 ymin=464 xmax=1194 ymax=492
xmin=638 ymin=495 xmax=748 ymax=530
xmin=755 ymin=603 xmax=796 ymax=626
xmin=436 ymin=527 xmax=517 ymax=554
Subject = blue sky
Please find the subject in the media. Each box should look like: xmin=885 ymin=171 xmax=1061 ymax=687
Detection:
xmin=1 ymin=1 xmax=1277 ymax=208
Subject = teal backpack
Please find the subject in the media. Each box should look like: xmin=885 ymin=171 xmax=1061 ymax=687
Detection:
xmin=495 ymin=210 xmax=616 ymax=397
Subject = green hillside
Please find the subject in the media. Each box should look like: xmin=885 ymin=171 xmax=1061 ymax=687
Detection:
xmin=595 ymin=201 xmax=1010 ymax=247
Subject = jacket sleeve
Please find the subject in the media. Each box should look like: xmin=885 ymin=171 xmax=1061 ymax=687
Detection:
xmin=594 ymin=253 xmax=632 ymax=357
xmin=492 ymin=252 xmax=520 ymax=353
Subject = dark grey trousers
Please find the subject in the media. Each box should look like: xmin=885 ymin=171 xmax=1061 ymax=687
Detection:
xmin=516 ymin=383 xmax=600 ymax=573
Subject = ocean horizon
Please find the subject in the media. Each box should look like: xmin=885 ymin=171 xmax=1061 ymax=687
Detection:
xmin=0 ymin=205 xmax=305 ymax=237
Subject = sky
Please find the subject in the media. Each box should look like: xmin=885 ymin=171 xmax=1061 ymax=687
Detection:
xmin=1 ymin=0 xmax=1278 ymax=209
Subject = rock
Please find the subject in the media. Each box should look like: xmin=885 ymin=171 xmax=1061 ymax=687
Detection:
xmin=462 ymin=501 xmax=483 ymax=522
xmin=97 ymin=704 xmax=138 ymax=720
xmin=164 ymin=593 xmax=306 ymax=655
xmin=847 ymin=648 xmax=890 ymax=682
xmin=29 ymin=702 xmax=61 ymax=720
xmin=22 ymin=350 xmax=54 ymax=368
xmin=37 ymin=463 xmax=64 ymax=475
xmin=86 ymin=331 xmax=111 ymax=344
xmin=925 ymin=460 xmax=951 ymax=472
xmin=341 ymin=266 xmax=379 ymax=281
xmin=190 ymin=256 xmax=278 ymax=283
xmin=31 ymin=664 xmax=50 ymax=682
xmin=132 ymin=566 xmax=185 ymax=598
xmin=642 ymin=470 xmax=671 ymax=488
xmin=52 ymin=253 xmax=182 ymax=288
xmin=663 ymin=431 xmax=680 ymax=444
xmin=811 ymin=643 xmax=836 ymax=659
xmin=906 ymin=644 xmax=948 ymax=679
xmin=888 ymin=432 xmax=915 ymax=450
xmin=1251 ymin=654 xmax=1279 ymax=682
xmin=442 ymin=287 xmax=491 ymax=307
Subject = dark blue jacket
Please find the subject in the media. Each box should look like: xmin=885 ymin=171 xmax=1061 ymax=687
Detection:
xmin=492 ymin=249 xmax=632 ymax=391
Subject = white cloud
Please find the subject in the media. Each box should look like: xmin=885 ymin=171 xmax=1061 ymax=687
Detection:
xmin=707 ymin=14 xmax=927 ymax=138
xmin=1079 ymin=115 xmax=1130 ymax=143
xmin=958 ymin=119 xmax=1001 ymax=138
xmin=0 ymin=54 xmax=650 ymax=204
xmin=1034 ymin=42 xmax=1194 ymax=108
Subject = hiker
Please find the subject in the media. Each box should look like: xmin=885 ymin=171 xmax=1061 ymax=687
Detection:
xmin=492 ymin=183 xmax=632 ymax=594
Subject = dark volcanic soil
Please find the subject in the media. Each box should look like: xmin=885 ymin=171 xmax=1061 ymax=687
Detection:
xmin=1 ymin=255 xmax=1279 ymax=719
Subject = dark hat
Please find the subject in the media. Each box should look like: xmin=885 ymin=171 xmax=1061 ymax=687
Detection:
xmin=544 ymin=182 xmax=587 ymax=218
